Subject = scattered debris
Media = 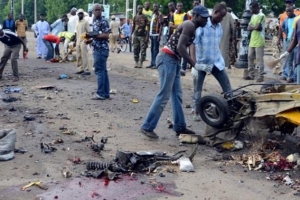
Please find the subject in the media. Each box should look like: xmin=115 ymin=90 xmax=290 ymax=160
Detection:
xmin=185 ymin=104 xmax=191 ymax=108
xmin=4 ymin=87 xmax=22 ymax=93
xmin=0 ymin=129 xmax=16 ymax=161
xmin=2 ymin=96 xmax=18 ymax=103
xmin=61 ymin=169 xmax=72 ymax=178
xmin=110 ymin=89 xmax=117 ymax=94
xmin=71 ymin=157 xmax=81 ymax=164
xmin=40 ymin=143 xmax=57 ymax=154
xmin=101 ymin=137 xmax=108 ymax=144
xmin=91 ymin=143 xmax=104 ymax=153
xmin=283 ymin=175 xmax=294 ymax=186
xmin=21 ymin=181 xmax=48 ymax=191
xmin=219 ymin=140 xmax=244 ymax=151
xmin=73 ymin=135 xmax=95 ymax=143
xmin=178 ymin=134 xmax=206 ymax=144
xmin=61 ymin=129 xmax=76 ymax=135
xmin=34 ymin=85 xmax=55 ymax=90
xmin=131 ymin=98 xmax=139 ymax=103
xmin=8 ymin=107 xmax=17 ymax=112
xmin=24 ymin=115 xmax=35 ymax=121
xmin=286 ymin=153 xmax=299 ymax=163
xmin=14 ymin=148 xmax=27 ymax=154
xmin=177 ymin=157 xmax=195 ymax=172
xmin=50 ymin=138 xmax=64 ymax=145
xmin=57 ymin=74 xmax=69 ymax=80
xmin=262 ymin=139 xmax=280 ymax=150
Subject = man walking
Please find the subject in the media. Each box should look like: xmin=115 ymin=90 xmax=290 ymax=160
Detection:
xmin=75 ymin=9 xmax=90 ymax=75
xmin=50 ymin=15 xmax=67 ymax=36
xmin=244 ymin=2 xmax=266 ymax=82
xmin=34 ymin=13 xmax=50 ymax=59
xmin=131 ymin=5 xmax=149 ymax=68
xmin=121 ymin=19 xmax=132 ymax=52
xmin=2 ymin=13 xmax=15 ymax=32
xmin=140 ymin=5 xmax=210 ymax=139
xmin=191 ymin=3 xmax=232 ymax=121
xmin=15 ymin=14 xmax=28 ymax=46
xmin=89 ymin=4 xmax=111 ymax=100
xmin=109 ymin=15 xmax=121 ymax=53
xmin=147 ymin=3 xmax=163 ymax=69
xmin=0 ymin=26 xmax=28 ymax=82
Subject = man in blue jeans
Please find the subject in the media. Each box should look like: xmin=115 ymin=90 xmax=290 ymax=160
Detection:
xmin=146 ymin=3 xmax=163 ymax=69
xmin=140 ymin=5 xmax=210 ymax=139
xmin=190 ymin=3 xmax=232 ymax=121
xmin=89 ymin=4 xmax=111 ymax=100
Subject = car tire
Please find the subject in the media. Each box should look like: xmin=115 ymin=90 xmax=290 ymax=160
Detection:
xmin=199 ymin=94 xmax=230 ymax=129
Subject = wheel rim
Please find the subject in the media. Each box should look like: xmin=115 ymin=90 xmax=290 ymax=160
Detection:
xmin=203 ymin=102 xmax=221 ymax=122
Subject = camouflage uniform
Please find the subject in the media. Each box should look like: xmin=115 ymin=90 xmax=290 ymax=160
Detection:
xmin=132 ymin=14 xmax=149 ymax=67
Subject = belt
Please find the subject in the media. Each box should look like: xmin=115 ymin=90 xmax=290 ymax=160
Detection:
xmin=159 ymin=50 xmax=178 ymax=60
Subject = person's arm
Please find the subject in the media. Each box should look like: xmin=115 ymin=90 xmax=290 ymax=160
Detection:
xmin=15 ymin=21 xmax=18 ymax=32
xmin=169 ymin=15 xmax=176 ymax=29
xmin=287 ymin=29 xmax=298 ymax=53
xmin=25 ymin=20 xmax=28 ymax=31
xmin=158 ymin=14 xmax=163 ymax=41
xmin=177 ymin=22 xmax=195 ymax=67
xmin=130 ymin=17 xmax=136 ymax=37
xmin=2 ymin=20 xmax=7 ymax=29
xmin=190 ymin=43 xmax=196 ymax=63
xmin=17 ymin=36 xmax=28 ymax=51
xmin=146 ymin=17 xmax=150 ymax=41
xmin=277 ymin=22 xmax=283 ymax=46
xmin=51 ymin=19 xmax=59 ymax=29
xmin=54 ymin=40 xmax=60 ymax=55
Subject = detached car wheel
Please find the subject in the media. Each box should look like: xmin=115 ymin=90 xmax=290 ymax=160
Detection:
xmin=199 ymin=94 xmax=230 ymax=129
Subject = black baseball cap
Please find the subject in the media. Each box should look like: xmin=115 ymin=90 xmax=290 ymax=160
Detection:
xmin=193 ymin=5 xmax=210 ymax=17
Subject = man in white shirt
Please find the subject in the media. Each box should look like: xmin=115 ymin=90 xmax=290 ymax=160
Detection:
xmin=67 ymin=8 xmax=78 ymax=33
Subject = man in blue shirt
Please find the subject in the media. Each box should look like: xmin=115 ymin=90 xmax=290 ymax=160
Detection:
xmin=121 ymin=19 xmax=132 ymax=52
xmin=2 ymin=13 xmax=15 ymax=32
xmin=190 ymin=3 xmax=232 ymax=121
xmin=50 ymin=15 xmax=68 ymax=36
xmin=279 ymin=6 xmax=297 ymax=82
xmin=89 ymin=4 xmax=111 ymax=100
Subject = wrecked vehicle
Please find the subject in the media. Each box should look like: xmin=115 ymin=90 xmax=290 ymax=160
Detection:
xmin=198 ymin=81 xmax=300 ymax=138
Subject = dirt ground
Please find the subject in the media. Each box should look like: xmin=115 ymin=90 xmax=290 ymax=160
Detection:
xmin=0 ymin=34 xmax=299 ymax=200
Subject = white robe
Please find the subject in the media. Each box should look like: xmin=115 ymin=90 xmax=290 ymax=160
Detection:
xmin=68 ymin=15 xmax=78 ymax=33
xmin=34 ymin=20 xmax=50 ymax=57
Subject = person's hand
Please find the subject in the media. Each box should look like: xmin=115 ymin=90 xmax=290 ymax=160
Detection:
xmin=277 ymin=40 xmax=281 ymax=47
xmin=129 ymin=35 xmax=132 ymax=43
xmin=24 ymin=47 xmax=28 ymax=52
xmin=279 ymin=51 xmax=289 ymax=60
xmin=256 ymin=23 xmax=262 ymax=31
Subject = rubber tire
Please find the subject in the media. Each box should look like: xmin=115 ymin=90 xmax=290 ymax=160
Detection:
xmin=198 ymin=94 xmax=230 ymax=129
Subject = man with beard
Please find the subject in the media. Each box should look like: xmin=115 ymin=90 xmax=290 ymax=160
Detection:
xmin=15 ymin=14 xmax=28 ymax=46
xmin=140 ymin=5 xmax=210 ymax=139
xmin=74 ymin=9 xmax=90 ymax=75
xmin=34 ymin=13 xmax=50 ymax=59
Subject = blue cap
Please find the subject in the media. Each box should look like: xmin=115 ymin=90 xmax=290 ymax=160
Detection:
xmin=193 ymin=5 xmax=210 ymax=17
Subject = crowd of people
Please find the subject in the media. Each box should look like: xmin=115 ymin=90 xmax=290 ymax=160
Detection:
xmin=0 ymin=0 xmax=298 ymax=138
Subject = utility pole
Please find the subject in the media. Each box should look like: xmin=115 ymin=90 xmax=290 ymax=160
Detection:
xmin=34 ymin=0 xmax=37 ymax=23
xmin=235 ymin=0 xmax=253 ymax=69
xmin=201 ymin=0 xmax=205 ymax=6
xmin=133 ymin=0 xmax=136 ymax=18
xmin=125 ymin=0 xmax=129 ymax=20
xmin=21 ymin=0 xmax=24 ymax=14
xmin=11 ymin=0 xmax=14 ymax=18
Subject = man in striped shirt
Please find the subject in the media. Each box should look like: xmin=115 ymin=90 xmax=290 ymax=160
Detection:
xmin=0 ymin=26 xmax=28 ymax=82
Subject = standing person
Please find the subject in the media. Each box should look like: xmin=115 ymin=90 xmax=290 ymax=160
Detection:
xmin=244 ymin=2 xmax=266 ymax=82
xmin=2 ymin=13 xmax=15 ymax=32
xmin=220 ymin=2 xmax=236 ymax=69
xmin=278 ymin=6 xmax=297 ymax=82
xmin=74 ymin=9 xmax=90 ymax=75
xmin=187 ymin=0 xmax=200 ymax=20
xmin=167 ymin=2 xmax=176 ymax=40
xmin=109 ymin=15 xmax=121 ymax=53
xmin=147 ymin=3 xmax=163 ymax=69
xmin=34 ymin=13 xmax=50 ymax=59
xmin=67 ymin=8 xmax=78 ymax=33
xmin=43 ymin=34 xmax=62 ymax=62
xmin=121 ymin=19 xmax=132 ymax=52
xmin=88 ymin=4 xmax=111 ymax=100
xmin=190 ymin=3 xmax=232 ymax=121
xmin=15 ymin=14 xmax=28 ymax=46
xmin=0 ymin=27 xmax=28 ymax=81
xmin=143 ymin=2 xmax=153 ymax=21
xmin=131 ymin=5 xmax=149 ymax=68
xmin=85 ymin=9 xmax=94 ymax=31
xmin=280 ymin=11 xmax=300 ymax=84
xmin=50 ymin=15 xmax=68 ymax=36
xmin=140 ymin=5 xmax=210 ymax=139
xmin=169 ymin=2 xmax=188 ymax=75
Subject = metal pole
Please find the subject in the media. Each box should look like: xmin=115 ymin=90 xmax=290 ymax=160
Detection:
xmin=34 ymin=0 xmax=37 ymax=23
xmin=103 ymin=0 xmax=105 ymax=5
xmin=11 ymin=0 xmax=14 ymax=18
xmin=22 ymin=0 xmax=24 ymax=14
xmin=125 ymin=0 xmax=129 ymax=20
xmin=201 ymin=0 xmax=205 ymax=6
xmin=133 ymin=0 xmax=136 ymax=18
xmin=234 ymin=0 xmax=253 ymax=69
